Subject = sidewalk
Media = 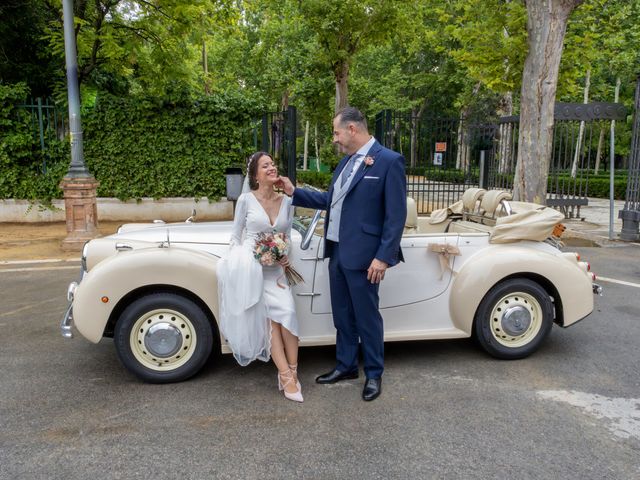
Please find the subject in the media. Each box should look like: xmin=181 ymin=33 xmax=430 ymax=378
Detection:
xmin=0 ymin=197 xmax=636 ymax=263
xmin=560 ymin=197 xmax=629 ymax=246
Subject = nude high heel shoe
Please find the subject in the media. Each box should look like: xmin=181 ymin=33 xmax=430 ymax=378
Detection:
xmin=278 ymin=369 xmax=303 ymax=403
xmin=288 ymin=363 xmax=302 ymax=390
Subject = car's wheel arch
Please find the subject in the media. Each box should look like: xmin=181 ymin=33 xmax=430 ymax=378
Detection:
xmin=471 ymin=273 xmax=563 ymax=329
xmin=104 ymin=284 xmax=221 ymax=354
xmin=72 ymin=247 xmax=221 ymax=343
xmin=449 ymin=247 xmax=568 ymax=334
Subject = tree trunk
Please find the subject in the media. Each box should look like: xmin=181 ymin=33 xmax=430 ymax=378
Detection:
xmin=498 ymin=92 xmax=514 ymax=175
xmin=571 ymin=69 xmax=590 ymax=178
xmin=334 ymin=61 xmax=349 ymax=112
xmin=594 ymin=126 xmax=605 ymax=174
xmin=314 ymin=123 xmax=320 ymax=172
xmin=303 ymin=120 xmax=309 ymax=170
xmin=410 ymin=103 xmax=426 ymax=169
xmin=605 ymin=77 xmax=622 ymax=173
xmin=513 ymin=0 xmax=584 ymax=203
xmin=456 ymin=111 xmax=465 ymax=170
xmin=456 ymin=83 xmax=481 ymax=171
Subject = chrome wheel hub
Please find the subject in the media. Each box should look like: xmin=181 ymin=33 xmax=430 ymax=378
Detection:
xmin=144 ymin=322 xmax=182 ymax=357
xmin=501 ymin=306 xmax=532 ymax=336
xmin=130 ymin=309 xmax=197 ymax=371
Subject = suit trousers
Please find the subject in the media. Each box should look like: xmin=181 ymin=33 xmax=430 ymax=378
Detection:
xmin=327 ymin=240 xmax=384 ymax=379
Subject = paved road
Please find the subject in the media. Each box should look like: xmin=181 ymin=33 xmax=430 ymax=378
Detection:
xmin=1 ymin=246 xmax=639 ymax=479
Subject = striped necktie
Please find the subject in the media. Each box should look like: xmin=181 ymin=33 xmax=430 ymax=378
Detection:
xmin=340 ymin=153 xmax=360 ymax=187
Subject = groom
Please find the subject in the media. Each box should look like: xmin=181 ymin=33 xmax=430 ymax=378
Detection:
xmin=279 ymin=106 xmax=406 ymax=401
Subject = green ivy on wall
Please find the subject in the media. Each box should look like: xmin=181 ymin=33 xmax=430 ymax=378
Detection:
xmin=83 ymin=92 xmax=259 ymax=200
xmin=1 ymin=85 xmax=260 ymax=202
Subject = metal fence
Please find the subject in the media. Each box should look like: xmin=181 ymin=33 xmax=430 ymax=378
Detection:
xmin=376 ymin=103 xmax=626 ymax=216
xmin=497 ymin=103 xmax=626 ymax=218
xmin=620 ymin=76 xmax=640 ymax=241
xmin=258 ymin=106 xmax=297 ymax=184
xmin=17 ymin=97 xmax=68 ymax=173
xmin=375 ymin=109 xmax=497 ymax=213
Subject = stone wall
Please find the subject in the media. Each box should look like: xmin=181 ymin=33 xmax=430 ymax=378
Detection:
xmin=0 ymin=198 xmax=233 ymax=223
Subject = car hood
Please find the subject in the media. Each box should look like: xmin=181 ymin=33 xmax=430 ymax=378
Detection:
xmin=111 ymin=221 xmax=235 ymax=245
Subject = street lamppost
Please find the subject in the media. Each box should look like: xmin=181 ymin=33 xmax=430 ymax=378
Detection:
xmin=59 ymin=0 xmax=100 ymax=250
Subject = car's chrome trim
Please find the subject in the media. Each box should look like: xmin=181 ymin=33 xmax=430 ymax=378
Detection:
xmin=61 ymin=304 xmax=74 ymax=339
xmin=67 ymin=281 xmax=78 ymax=302
xmin=592 ymin=283 xmax=603 ymax=295
xmin=296 ymin=292 xmax=321 ymax=297
xmin=300 ymin=210 xmax=322 ymax=250
xmin=116 ymin=242 xmax=133 ymax=251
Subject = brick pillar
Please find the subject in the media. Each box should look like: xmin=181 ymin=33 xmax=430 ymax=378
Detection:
xmin=59 ymin=176 xmax=100 ymax=251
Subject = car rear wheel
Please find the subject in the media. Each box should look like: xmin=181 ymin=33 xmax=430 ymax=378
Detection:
xmin=114 ymin=293 xmax=214 ymax=383
xmin=474 ymin=278 xmax=554 ymax=359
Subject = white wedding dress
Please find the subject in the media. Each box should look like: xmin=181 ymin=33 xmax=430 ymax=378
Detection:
xmin=217 ymin=192 xmax=298 ymax=366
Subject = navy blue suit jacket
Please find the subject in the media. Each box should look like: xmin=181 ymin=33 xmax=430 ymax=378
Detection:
xmin=292 ymin=140 xmax=406 ymax=270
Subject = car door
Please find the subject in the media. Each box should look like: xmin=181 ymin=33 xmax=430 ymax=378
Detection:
xmin=310 ymin=233 xmax=459 ymax=314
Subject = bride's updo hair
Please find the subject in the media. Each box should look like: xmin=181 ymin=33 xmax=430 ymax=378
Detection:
xmin=247 ymin=151 xmax=272 ymax=190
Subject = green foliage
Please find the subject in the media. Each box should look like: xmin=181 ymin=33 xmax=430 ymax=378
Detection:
xmin=0 ymin=82 xmax=70 ymax=201
xmin=82 ymin=91 xmax=259 ymax=200
xmin=318 ymin=141 xmax=342 ymax=171
xmin=554 ymin=175 xmax=627 ymax=200
xmin=2 ymin=0 xmax=640 ymax=205
xmin=296 ymin=170 xmax=332 ymax=190
xmin=1 ymin=84 xmax=260 ymax=201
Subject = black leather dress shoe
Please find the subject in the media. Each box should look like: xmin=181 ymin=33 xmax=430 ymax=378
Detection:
xmin=362 ymin=377 xmax=382 ymax=401
xmin=315 ymin=368 xmax=359 ymax=384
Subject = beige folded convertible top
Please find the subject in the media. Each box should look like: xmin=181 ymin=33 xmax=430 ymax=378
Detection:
xmin=490 ymin=201 xmax=564 ymax=243
xmin=428 ymin=196 xmax=564 ymax=243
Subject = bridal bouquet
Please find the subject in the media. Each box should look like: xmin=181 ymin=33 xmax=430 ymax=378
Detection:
xmin=253 ymin=231 xmax=304 ymax=287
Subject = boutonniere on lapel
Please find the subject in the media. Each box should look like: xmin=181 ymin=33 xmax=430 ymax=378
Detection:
xmin=363 ymin=156 xmax=375 ymax=169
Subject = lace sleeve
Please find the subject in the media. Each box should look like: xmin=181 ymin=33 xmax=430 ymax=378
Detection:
xmin=229 ymin=193 xmax=248 ymax=248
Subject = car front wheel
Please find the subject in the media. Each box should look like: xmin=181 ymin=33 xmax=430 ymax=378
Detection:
xmin=474 ymin=278 xmax=554 ymax=360
xmin=114 ymin=293 xmax=214 ymax=383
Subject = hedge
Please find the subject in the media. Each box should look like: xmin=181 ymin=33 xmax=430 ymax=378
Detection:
xmin=1 ymin=86 xmax=259 ymax=201
xmin=83 ymin=92 xmax=259 ymax=200
xmin=0 ymin=82 xmax=70 ymax=201
xmin=296 ymin=170 xmax=332 ymax=190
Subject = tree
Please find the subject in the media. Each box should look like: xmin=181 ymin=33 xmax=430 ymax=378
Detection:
xmin=0 ymin=0 xmax=60 ymax=97
xmin=299 ymin=0 xmax=402 ymax=112
xmin=513 ymin=0 xmax=585 ymax=204
xmin=38 ymin=0 xmax=237 ymax=101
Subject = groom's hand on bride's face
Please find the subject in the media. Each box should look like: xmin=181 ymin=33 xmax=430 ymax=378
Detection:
xmin=278 ymin=177 xmax=295 ymax=196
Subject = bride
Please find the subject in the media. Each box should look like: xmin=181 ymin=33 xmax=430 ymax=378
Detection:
xmin=217 ymin=151 xmax=303 ymax=403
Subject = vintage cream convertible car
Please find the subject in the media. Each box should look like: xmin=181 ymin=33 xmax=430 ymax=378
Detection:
xmin=61 ymin=188 xmax=601 ymax=383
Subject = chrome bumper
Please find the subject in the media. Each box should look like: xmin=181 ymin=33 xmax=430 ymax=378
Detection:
xmin=61 ymin=281 xmax=78 ymax=339
xmin=61 ymin=303 xmax=74 ymax=338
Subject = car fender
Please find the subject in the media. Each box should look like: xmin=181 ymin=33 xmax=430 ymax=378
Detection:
xmin=449 ymin=245 xmax=593 ymax=334
xmin=72 ymin=247 xmax=219 ymax=343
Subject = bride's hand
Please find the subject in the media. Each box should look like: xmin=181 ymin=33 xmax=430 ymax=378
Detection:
xmin=279 ymin=255 xmax=290 ymax=268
